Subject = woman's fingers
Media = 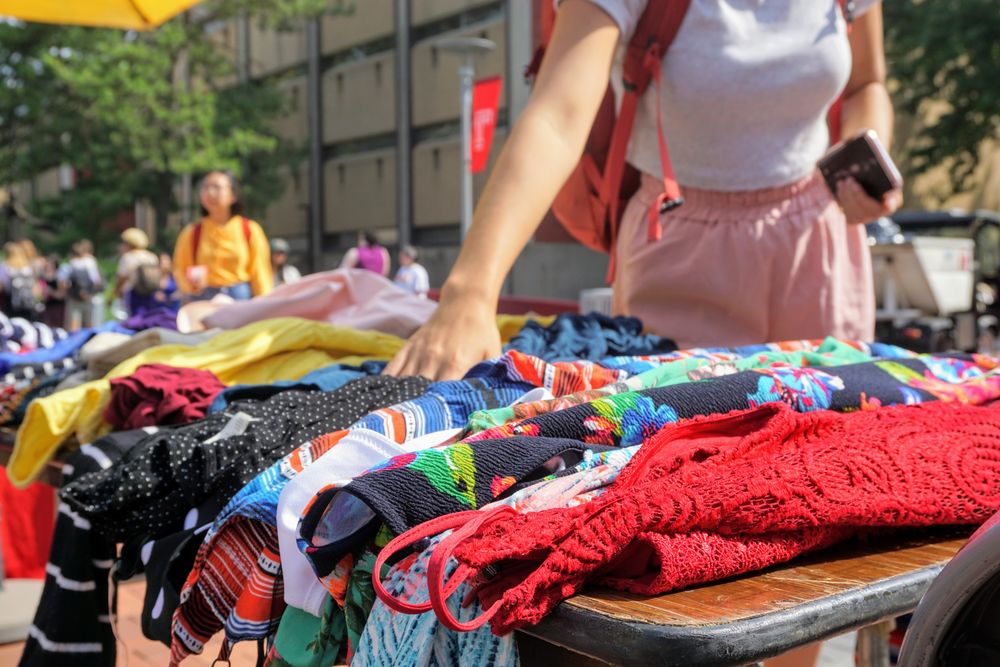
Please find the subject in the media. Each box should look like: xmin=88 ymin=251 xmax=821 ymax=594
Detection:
xmin=836 ymin=178 xmax=901 ymax=225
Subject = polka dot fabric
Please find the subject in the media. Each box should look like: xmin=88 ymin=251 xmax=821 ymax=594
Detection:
xmin=60 ymin=375 xmax=430 ymax=543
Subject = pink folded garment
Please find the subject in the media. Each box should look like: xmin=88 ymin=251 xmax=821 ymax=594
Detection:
xmin=201 ymin=269 xmax=437 ymax=338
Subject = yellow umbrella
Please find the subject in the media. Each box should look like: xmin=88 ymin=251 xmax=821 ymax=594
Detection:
xmin=0 ymin=0 xmax=203 ymax=30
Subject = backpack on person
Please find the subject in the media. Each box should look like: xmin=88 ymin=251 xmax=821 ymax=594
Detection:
xmin=132 ymin=262 xmax=163 ymax=297
xmin=9 ymin=268 xmax=39 ymax=314
xmin=68 ymin=263 xmax=99 ymax=302
xmin=530 ymin=0 xmax=853 ymax=281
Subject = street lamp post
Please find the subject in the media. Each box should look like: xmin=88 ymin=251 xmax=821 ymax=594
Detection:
xmin=436 ymin=37 xmax=496 ymax=241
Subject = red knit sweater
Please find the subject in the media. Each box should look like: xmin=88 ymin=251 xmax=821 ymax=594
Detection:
xmin=445 ymin=401 xmax=1000 ymax=634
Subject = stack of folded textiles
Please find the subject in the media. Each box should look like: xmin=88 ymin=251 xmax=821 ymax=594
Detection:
xmin=9 ymin=312 xmax=1000 ymax=667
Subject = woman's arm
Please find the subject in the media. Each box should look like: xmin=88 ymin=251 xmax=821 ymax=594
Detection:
xmin=835 ymin=5 xmax=901 ymax=224
xmin=385 ymin=0 xmax=620 ymax=380
xmin=339 ymin=248 xmax=358 ymax=270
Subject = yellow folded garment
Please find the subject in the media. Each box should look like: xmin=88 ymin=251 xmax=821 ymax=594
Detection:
xmin=9 ymin=318 xmax=403 ymax=487
xmin=496 ymin=314 xmax=556 ymax=343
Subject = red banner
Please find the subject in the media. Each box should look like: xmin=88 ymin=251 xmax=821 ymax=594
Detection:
xmin=471 ymin=76 xmax=502 ymax=174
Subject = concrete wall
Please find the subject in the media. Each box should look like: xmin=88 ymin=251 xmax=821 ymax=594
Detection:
xmin=414 ymin=241 xmax=609 ymax=301
xmin=324 ymin=148 xmax=396 ymax=232
xmin=412 ymin=0 xmax=498 ymax=25
xmin=323 ymin=2 xmax=393 ymax=53
xmin=270 ymin=75 xmax=309 ymax=143
xmin=263 ymin=164 xmax=309 ymax=238
xmin=323 ymin=52 xmax=396 ymax=142
xmin=412 ymin=129 xmax=507 ymax=228
xmin=411 ymin=19 xmax=507 ymax=127
xmin=249 ymin=22 xmax=307 ymax=78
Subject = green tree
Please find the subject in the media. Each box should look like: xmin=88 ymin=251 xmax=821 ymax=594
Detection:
xmin=885 ymin=0 xmax=1000 ymax=195
xmin=0 ymin=0 xmax=345 ymax=252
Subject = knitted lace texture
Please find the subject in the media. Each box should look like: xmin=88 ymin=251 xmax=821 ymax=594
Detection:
xmin=453 ymin=401 xmax=1000 ymax=634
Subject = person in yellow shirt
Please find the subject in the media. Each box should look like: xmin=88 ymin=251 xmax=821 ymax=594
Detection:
xmin=173 ymin=171 xmax=274 ymax=301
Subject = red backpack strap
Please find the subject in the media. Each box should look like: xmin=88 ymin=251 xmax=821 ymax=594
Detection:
xmin=601 ymin=0 xmax=689 ymax=281
xmin=241 ymin=216 xmax=252 ymax=246
xmin=191 ymin=222 xmax=203 ymax=263
xmin=828 ymin=0 xmax=855 ymax=145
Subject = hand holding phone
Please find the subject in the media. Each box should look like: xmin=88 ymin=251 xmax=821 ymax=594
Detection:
xmin=818 ymin=130 xmax=903 ymax=224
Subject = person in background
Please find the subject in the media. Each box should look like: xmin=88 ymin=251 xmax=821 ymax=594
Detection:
xmin=340 ymin=231 xmax=390 ymax=277
xmin=19 ymin=239 xmax=46 ymax=280
xmin=172 ymin=171 xmax=273 ymax=302
xmin=115 ymin=228 xmax=161 ymax=317
xmin=394 ymin=245 xmax=430 ymax=298
xmin=157 ymin=251 xmax=180 ymax=310
xmin=270 ymin=238 xmax=302 ymax=287
xmin=41 ymin=254 xmax=66 ymax=329
xmin=60 ymin=240 xmax=104 ymax=330
xmin=0 ymin=241 xmax=41 ymax=319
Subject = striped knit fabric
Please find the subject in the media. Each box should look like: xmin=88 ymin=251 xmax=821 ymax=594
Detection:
xmin=19 ymin=429 xmax=157 ymax=667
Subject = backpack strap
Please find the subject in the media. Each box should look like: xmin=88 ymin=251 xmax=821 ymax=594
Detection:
xmin=190 ymin=217 xmax=252 ymax=265
xmin=241 ymin=216 xmax=252 ymax=246
xmin=191 ymin=222 xmax=203 ymax=264
xmin=602 ymin=0 xmax=689 ymax=280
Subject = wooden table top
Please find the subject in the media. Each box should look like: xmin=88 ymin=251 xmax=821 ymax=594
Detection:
xmin=524 ymin=529 xmax=971 ymax=667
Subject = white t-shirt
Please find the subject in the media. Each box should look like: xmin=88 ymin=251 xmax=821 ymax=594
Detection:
xmin=394 ymin=263 xmax=430 ymax=296
xmin=587 ymin=0 xmax=881 ymax=191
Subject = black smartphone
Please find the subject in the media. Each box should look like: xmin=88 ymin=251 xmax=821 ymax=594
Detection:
xmin=818 ymin=129 xmax=903 ymax=200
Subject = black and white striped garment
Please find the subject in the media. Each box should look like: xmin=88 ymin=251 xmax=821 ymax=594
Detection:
xmin=18 ymin=428 xmax=158 ymax=667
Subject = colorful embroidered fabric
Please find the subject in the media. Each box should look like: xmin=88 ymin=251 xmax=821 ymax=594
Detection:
xmin=466 ymin=337 xmax=881 ymax=433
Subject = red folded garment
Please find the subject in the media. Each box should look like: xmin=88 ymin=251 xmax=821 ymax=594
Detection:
xmin=104 ymin=363 xmax=225 ymax=430
xmin=441 ymin=401 xmax=1000 ymax=634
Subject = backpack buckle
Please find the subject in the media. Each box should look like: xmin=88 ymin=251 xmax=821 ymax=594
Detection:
xmin=660 ymin=197 xmax=684 ymax=214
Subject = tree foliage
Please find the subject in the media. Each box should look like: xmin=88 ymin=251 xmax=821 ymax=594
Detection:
xmin=0 ymin=0 xmax=348 ymax=251
xmin=884 ymin=0 xmax=1000 ymax=194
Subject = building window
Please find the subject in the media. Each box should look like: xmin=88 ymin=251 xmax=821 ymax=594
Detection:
xmin=376 ymin=158 xmax=384 ymax=180
xmin=374 ymin=61 xmax=383 ymax=86
xmin=432 ymin=148 xmax=441 ymax=171
xmin=338 ymin=164 xmax=346 ymax=186
xmin=431 ymin=46 xmax=438 ymax=68
xmin=336 ymin=72 xmax=344 ymax=96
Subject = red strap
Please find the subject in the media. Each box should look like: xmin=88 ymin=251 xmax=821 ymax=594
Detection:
xmin=372 ymin=510 xmax=482 ymax=615
xmin=602 ymin=0 xmax=689 ymax=283
xmin=643 ymin=46 xmax=683 ymax=244
xmin=191 ymin=217 xmax=252 ymax=265
xmin=191 ymin=222 xmax=202 ymax=263
xmin=241 ymin=216 xmax=252 ymax=246
xmin=426 ymin=505 xmax=518 ymax=632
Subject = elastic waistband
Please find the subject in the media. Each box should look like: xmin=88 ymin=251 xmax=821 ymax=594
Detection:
xmin=638 ymin=171 xmax=832 ymax=222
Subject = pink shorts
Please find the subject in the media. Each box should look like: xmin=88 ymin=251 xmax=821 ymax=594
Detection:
xmin=613 ymin=172 xmax=875 ymax=348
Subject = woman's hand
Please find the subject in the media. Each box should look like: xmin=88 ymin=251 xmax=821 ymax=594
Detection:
xmin=384 ymin=292 xmax=501 ymax=381
xmin=835 ymin=178 xmax=901 ymax=225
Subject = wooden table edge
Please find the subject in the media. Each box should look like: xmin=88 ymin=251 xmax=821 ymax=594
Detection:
xmin=521 ymin=560 xmax=951 ymax=667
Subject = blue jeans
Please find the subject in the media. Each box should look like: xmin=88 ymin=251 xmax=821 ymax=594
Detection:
xmin=196 ymin=282 xmax=253 ymax=301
